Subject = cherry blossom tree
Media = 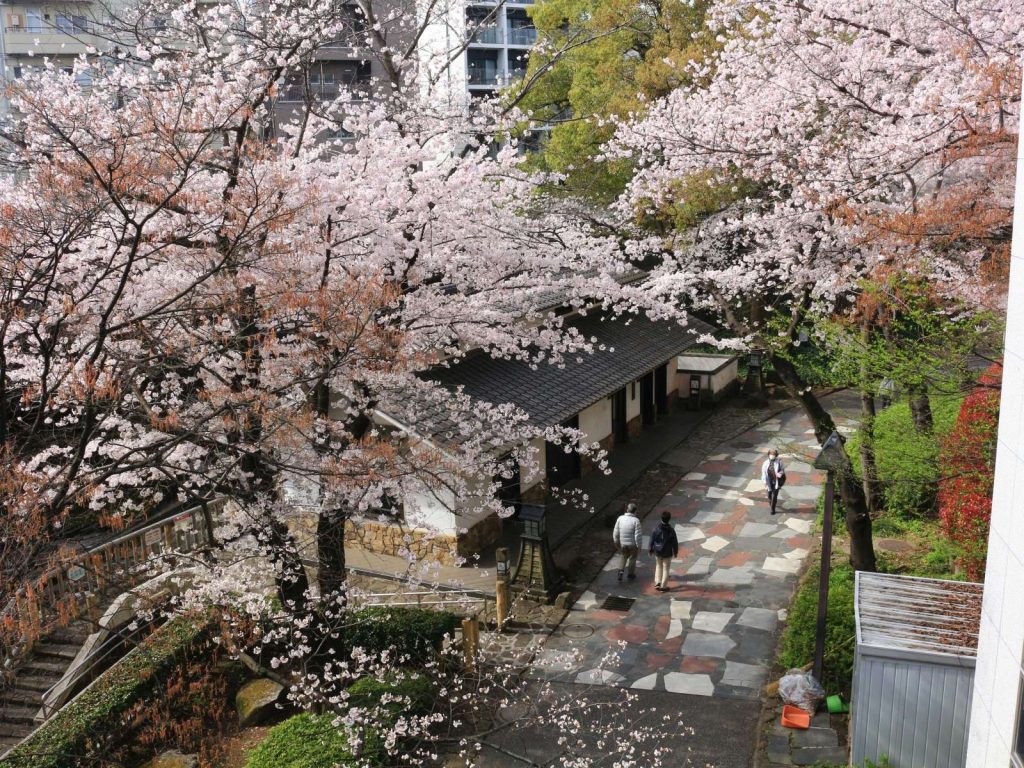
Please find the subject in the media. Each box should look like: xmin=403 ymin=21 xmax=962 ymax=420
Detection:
xmin=0 ymin=2 xmax=686 ymax=760
xmin=611 ymin=0 xmax=1022 ymax=570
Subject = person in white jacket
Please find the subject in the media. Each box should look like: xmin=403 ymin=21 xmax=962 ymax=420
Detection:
xmin=761 ymin=449 xmax=786 ymax=515
xmin=612 ymin=502 xmax=643 ymax=581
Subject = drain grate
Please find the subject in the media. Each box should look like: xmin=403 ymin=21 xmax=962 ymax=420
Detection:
xmin=600 ymin=595 xmax=636 ymax=612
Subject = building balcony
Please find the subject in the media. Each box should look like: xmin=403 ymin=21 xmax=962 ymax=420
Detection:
xmin=469 ymin=25 xmax=502 ymax=45
xmin=506 ymin=26 xmax=536 ymax=46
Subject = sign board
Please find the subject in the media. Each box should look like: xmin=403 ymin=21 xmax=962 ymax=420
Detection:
xmin=66 ymin=565 xmax=86 ymax=582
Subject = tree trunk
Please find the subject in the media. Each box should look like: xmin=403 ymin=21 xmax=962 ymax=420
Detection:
xmin=858 ymin=391 xmax=884 ymax=515
xmin=770 ymin=353 xmax=878 ymax=572
xmin=317 ymin=507 xmax=347 ymax=600
xmin=858 ymin=324 xmax=884 ymax=515
xmin=908 ymin=384 xmax=933 ymax=434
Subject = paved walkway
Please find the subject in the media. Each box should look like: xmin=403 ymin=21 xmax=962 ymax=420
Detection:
xmin=535 ymin=401 xmax=856 ymax=697
xmin=345 ymin=404 xmax=715 ymax=595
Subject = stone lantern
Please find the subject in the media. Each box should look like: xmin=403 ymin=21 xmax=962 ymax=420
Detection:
xmin=510 ymin=504 xmax=563 ymax=603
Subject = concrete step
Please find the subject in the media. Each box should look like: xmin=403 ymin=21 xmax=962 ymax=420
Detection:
xmin=0 ymin=705 xmax=39 ymax=726
xmin=32 ymin=643 xmax=81 ymax=661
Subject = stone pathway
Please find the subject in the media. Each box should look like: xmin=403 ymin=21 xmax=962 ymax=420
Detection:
xmin=537 ymin=405 xmax=853 ymax=698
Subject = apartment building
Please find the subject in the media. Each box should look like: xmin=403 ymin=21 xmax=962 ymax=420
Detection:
xmin=0 ymin=2 xmax=104 ymax=114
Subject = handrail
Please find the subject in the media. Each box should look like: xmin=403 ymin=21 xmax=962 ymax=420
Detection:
xmin=0 ymin=498 xmax=223 ymax=673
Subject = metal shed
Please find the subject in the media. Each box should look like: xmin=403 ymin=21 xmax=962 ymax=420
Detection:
xmin=852 ymin=572 xmax=983 ymax=768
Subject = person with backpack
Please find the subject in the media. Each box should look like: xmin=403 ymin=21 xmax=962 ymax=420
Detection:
xmin=761 ymin=448 xmax=786 ymax=515
xmin=612 ymin=502 xmax=643 ymax=581
xmin=649 ymin=511 xmax=679 ymax=592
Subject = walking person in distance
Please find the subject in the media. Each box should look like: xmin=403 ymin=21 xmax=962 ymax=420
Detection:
xmin=649 ymin=511 xmax=679 ymax=592
xmin=612 ymin=502 xmax=643 ymax=581
xmin=761 ymin=448 xmax=786 ymax=515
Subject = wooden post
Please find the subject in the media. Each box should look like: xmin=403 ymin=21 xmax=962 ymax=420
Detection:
xmin=461 ymin=617 xmax=479 ymax=669
xmin=495 ymin=577 xmax=510 ymax=632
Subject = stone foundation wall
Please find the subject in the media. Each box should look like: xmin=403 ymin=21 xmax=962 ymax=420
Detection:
xmin=345 ymin=519 xmax=459 ymax=566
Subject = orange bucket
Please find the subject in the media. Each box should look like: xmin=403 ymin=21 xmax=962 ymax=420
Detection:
xmin=781 ymin=704 xmax=811 ymax=729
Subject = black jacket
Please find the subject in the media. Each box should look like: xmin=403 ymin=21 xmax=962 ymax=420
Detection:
xmin=649 ymin=522 xmax=679 ymax=558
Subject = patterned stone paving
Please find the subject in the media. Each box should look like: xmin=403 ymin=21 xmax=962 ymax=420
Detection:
xmin=537 ymin=407 xmax=851 ymax=698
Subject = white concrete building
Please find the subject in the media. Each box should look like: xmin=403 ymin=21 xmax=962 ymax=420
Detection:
xmin=965 ymin=91 xmax=1024 ymax=766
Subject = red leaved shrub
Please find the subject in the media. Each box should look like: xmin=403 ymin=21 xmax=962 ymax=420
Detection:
xmin=937 ymin=363 xmax=1002 ymax=580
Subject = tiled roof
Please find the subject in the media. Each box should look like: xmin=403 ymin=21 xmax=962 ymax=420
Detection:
xmin=424 ymin=310 xmax=714 ymax=434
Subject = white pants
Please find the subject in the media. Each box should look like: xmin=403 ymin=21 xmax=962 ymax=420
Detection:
xmin=654 ymin=556 xmax=672 ymax=587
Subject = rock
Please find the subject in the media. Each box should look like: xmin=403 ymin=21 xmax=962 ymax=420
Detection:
xmin=141 ymin=750 xmax=198 ymax=768
xmin=235 ymin=678 xmax=284 ymax=727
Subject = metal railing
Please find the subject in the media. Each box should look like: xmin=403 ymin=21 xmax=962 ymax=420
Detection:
xmin=352 ymin=589 xmax=491 ymax=615
xmin=0 ymin=499 xmax=221 ymax=673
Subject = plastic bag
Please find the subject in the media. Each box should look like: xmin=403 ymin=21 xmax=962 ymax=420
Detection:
xmin=777 ymin=668 xmax=826 ymax=713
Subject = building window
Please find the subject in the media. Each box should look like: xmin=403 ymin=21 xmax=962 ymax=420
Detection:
xmin=56 ymin=14 xmax=88 ymax=34
xmin=467 ymin=7 xmax=501 ymax=44
xmin=631 ymin=382 xmax=636 ymax=400
xmin=467 ymin=49 xmax=500 ymax=85
xmin=26 ymin=10 xmax=42 ymax=32
xmin=506 ymin=9 xmax=536 ymax=46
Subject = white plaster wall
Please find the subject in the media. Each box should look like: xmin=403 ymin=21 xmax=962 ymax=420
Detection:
xmin=711 ymin=360 xmax=739 ymax=392
xmin=405 ymin=485 xmax=459 ymax=532
xmin=579 ymin=398 xmax=612 ymax=445
xmin=663 ymin=363 xmax=676 ymax=396
xmin=626 ymin=380 xmax=641 ymax=421
xmin=966 ymin=98 xmax=1024 ymax=767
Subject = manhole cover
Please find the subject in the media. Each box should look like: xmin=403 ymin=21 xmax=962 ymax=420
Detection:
xmin=600 ymin=595 xmax=636 ymax=612
xmin=560 ymin=623 xmax=596 ymax=639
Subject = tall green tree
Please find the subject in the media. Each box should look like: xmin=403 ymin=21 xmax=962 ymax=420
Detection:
xmin=509 ymin=0 xmax=714 ymax=202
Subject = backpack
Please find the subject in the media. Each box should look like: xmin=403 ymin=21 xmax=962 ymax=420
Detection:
xmin=650 ymin=524 xmax=673 ymax=557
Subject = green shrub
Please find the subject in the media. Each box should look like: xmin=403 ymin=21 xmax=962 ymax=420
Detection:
xmin=778 ymin=560 xmax=856 ymax=697
xmin=344 ymin=607 xmax=459 ymax=664
xmin=845 ymin=394 xmax=962 ymax=520
xmin=347 ymin=672 xmax=435 ymax=723
xmin=3 ymin=617 xmax=210 ymax=768
xmin=244 ymin=712 xmax=383 ymax=768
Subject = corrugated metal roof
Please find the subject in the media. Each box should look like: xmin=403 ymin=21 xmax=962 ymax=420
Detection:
xmin=855 ymin=571 xmax=983 ymax=658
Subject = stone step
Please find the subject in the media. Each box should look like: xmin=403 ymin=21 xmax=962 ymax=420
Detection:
xmin=791 ymin=745 xmax=848 ymax=766
xmin=45 ymin=621 xmax=93 ymax=645
xmin=0 ymin=720 xmax=34 ymax=739
xmin=32 ymin=643 xmax=81 ymax=661
xmin=10 ymin=676 xmax=57 ymax=693
xmin=18 ymin=658 xmax=66 ymax=676
xmin=0 ymin=705 xmax=40 ymax=726
xmin=0 ymin=687 xmax=43 ymax=707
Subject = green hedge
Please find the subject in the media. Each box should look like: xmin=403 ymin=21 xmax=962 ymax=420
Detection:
xmin=845 ymin=395 xmax=962 ymax=521
xmin=3 ymin=617 xmax=209 ymax=768
xmin=344 ymin=607 xmax=459 ymax=664
xmin=778 ymin=560 xmax=856 ymax=697
xmin=347 ymin=672 xmax=435 ymax=724
xmin=244 ymin=712 xmax=383 ymax=768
